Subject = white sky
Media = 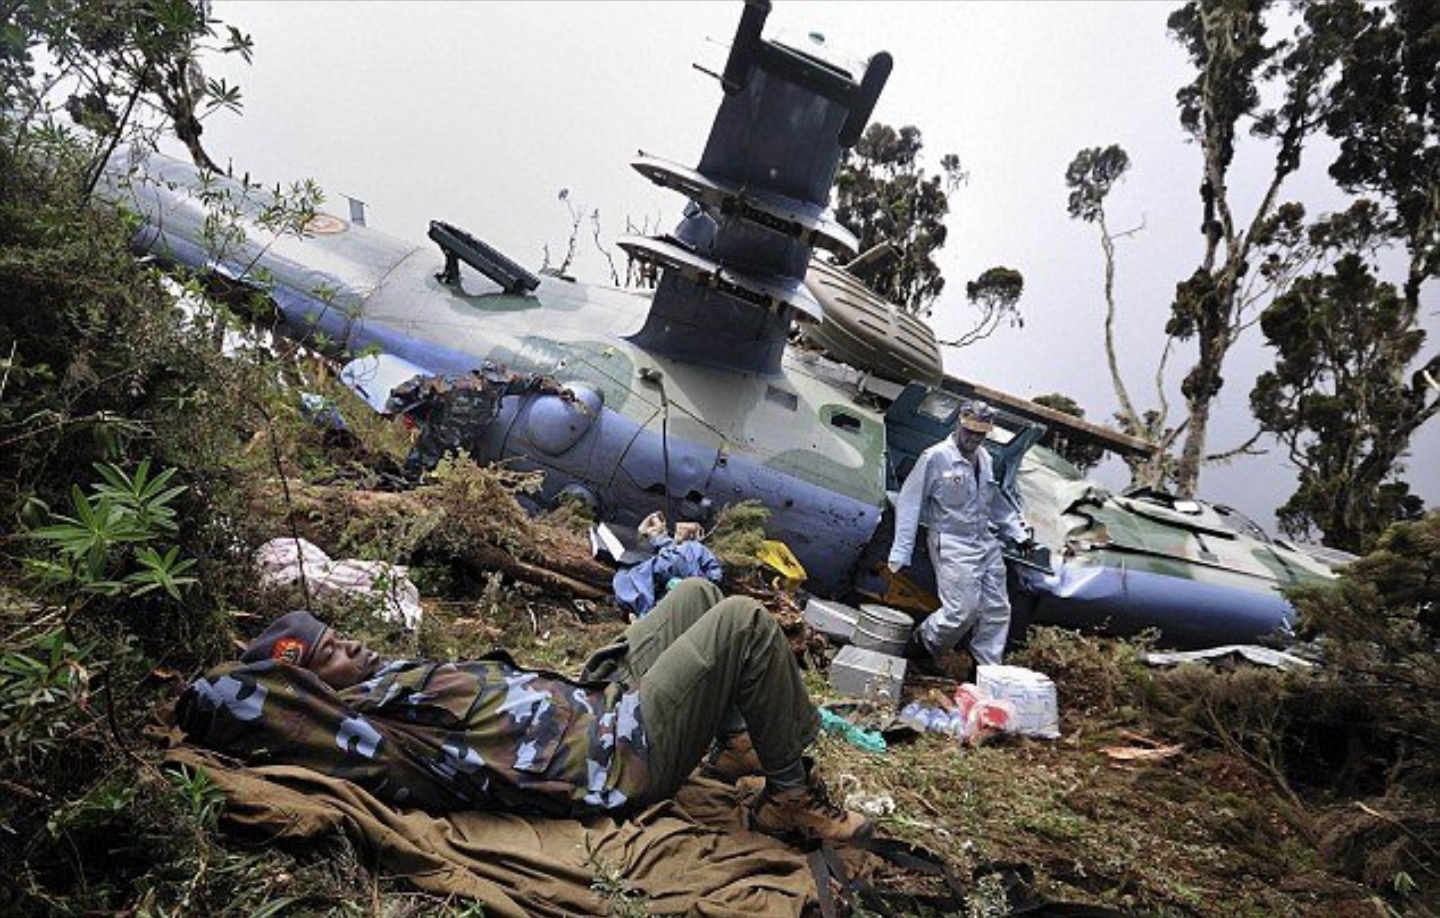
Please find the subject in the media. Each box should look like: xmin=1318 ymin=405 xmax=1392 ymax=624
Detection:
xmin=199 ymin=0 xmax=1437 ymax=534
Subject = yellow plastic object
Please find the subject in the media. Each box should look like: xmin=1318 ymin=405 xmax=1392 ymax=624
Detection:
xmin=757 ymin=540 xmax=807 ymax=589
xmin=877 ymin=565 xmax=940 ymax=615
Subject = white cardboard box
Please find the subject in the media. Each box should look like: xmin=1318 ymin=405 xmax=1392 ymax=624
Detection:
xmin=976 ymin=664 xmax=1061 ymax=738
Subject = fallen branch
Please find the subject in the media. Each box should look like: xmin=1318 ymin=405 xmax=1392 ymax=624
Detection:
xmin=460 ymin=540 xmax=608 ymax=602
xmin=252 ymin=479 xmax=614 ymax=601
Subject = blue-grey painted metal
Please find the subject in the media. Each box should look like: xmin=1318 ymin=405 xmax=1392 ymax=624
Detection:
xmin=627 ymin=0 xmax=891 ymax=375
xmin=95 ymin=0 xmax=1342 ymax=649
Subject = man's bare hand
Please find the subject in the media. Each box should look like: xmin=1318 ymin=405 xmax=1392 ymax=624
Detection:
xmin=638 ymin=511 xmax=667 ymax=539
xmin=674 ymin=521 xmax=703 ymax=543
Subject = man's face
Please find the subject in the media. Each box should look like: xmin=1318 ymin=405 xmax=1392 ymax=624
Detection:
xmin=953 ymin=423 xmax=988 ymax=457
xmin=308 ymin=629 xmax=383 ymax=689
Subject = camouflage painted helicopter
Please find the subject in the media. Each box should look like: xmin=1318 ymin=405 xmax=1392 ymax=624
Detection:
xmin=100 ymin=0 xmax=1341 ymax=648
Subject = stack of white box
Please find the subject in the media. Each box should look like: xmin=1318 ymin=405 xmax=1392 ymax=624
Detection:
xmin=807 ymin=597 xmax=910 ymax=711
xmin=976 ymin=664 xmax=1060 ymax=738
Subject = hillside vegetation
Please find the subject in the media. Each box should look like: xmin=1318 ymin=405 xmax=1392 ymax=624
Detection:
xmin=2 ymin=6 xmax=1436 ymax=911
xmin=0 ymin=160 xmax=1436 ymax=910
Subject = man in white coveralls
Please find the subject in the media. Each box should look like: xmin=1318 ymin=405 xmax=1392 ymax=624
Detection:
xmin=887 ymin=400 xmax=1033 ymax=671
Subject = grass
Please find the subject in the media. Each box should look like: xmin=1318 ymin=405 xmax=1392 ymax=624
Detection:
xmin=5 ymin=460 xmax=1430 ymax=917
xmin=490 ymin=591 xmax=1391 ymax=917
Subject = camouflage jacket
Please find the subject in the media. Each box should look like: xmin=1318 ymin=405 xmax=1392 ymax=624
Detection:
xmin=176 ymin=652 xmax=650 ymax=816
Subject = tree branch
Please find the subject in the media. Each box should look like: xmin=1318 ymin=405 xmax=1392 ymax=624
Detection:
xmin=1204 ymin=427 xmax=1268 ymax=464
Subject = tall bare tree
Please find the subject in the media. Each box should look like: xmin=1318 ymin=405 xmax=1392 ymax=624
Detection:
xmin=1163 ymin=0 xmax=1346 ymax=497
xmin=1248 ymin=0 xmax=1439 ymax=550
xmin=1066 ymin=0 xmax=1435 ymax=539
xmin=1062 ymin=144 xmax=1179 ymax=487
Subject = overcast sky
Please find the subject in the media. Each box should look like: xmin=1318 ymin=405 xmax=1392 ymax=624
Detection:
xmin=199 ymin=0 xmax=1437 ymax=534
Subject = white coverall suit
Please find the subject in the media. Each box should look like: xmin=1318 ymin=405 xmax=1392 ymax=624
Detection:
xmin=887 ymin=436 xmax=1028 ymax=666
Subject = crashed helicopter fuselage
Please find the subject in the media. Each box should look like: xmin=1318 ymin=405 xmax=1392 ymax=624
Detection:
xmin=106 ymin=0 xmax=894 ymax=600
xmin=100 ymin=0 xmax=1340 ymax=649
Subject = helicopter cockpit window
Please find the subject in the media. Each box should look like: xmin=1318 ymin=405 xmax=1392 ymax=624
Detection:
xmin=765 ymin=386 xmax=798 ymax=411
xmin=1213 ymin=503 xmax=1275 ymax=543
xmin=916 ymin=390 xmax=963 ymax=424
xmin=830 ymin=412 xmax=861 ymax=433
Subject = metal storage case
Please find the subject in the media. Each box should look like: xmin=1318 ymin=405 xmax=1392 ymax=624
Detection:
xmin=853 ymin=603 xmax=914 ymax=656
xmin=804 ymin=598 xmax=860 ymax=643
xmin=829 ymin=645 xmax=907 ymax=709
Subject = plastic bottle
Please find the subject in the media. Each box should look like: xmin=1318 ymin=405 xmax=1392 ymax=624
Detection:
xmin=939 ymin=709 xmax=969 ymax=739
xmin=899 ymin=701 xmax=930 ymax=731
xmin=899 ymin=702 xmax=969 ymax=739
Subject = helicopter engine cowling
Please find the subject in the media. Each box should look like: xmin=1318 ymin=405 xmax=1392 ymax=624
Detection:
xmin=520 ymin=385 xmax=603 ymax=457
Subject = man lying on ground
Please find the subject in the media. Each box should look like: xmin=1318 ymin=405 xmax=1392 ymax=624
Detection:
xmin=176 ymin=578 xmax=870 ymax=844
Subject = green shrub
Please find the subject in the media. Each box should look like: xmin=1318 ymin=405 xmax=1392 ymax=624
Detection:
xmin=0 ymin=628 xmax=96 ymax=770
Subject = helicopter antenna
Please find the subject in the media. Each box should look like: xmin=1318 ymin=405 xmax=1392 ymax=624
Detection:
xmin=639 ymin=367 xmax=677 ymax=525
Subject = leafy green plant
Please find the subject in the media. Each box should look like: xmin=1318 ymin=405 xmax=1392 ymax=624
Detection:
xmin=126 ymin=545 xmax=198 ymax=599
xmin=706 ymin=498 xmax=770 ymax=583
xmin=429 ymin=453 xmax=545 ymax=557
xmin=25 ymin=459 xmax=198 ymax=603
xmin=0 ymin=628 xmax=94 ymax=767
xmin=90 ymin=459 xmax=187 ymax=533
xmin=166 ymin=763 xmax=227 ymax=832
xmin=46 ymin=776 xmax=136 ymax=839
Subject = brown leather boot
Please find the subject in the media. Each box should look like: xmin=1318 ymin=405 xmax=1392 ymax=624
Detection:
xmin=750 ymin=773 xmax=874 ymax=844
xmin=700 ymin=732 xmax=764 ymax=783
xmin=905 ymin=631 xmax=948 ymax=680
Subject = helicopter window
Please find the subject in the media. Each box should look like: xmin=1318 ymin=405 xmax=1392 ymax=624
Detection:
xmin=916 ymin=390 xmax=963 ymax=423
xmin=830 ymin=412 xmax=861 ymax=433
xmin=765 ymin=386 xmax=798 ymax=411
xmin=1213 ymin=503 xmax=1274 ymax=543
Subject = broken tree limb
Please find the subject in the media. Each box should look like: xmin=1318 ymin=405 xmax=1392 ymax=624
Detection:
xmin=459 ymin=541 xmax=608 ymax=602
xmin=251 ymin=479 xmax=614 ymax=601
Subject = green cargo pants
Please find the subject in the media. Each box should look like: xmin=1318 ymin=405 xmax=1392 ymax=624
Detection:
xmin=581 ymin=578 xmax=821 ymax=801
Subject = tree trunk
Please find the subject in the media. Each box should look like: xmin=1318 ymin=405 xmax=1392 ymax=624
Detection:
xmin=457 ymin=542 xmax=609 ymax=601
xmin=1175 ymin=396 xmax=1211 ymax=499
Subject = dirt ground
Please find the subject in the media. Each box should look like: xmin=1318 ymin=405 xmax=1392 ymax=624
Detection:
xmin=175 ymin=473 xmax=1435 ymax=917
xmin=494 ymin=596 xmax=1391 ymax=918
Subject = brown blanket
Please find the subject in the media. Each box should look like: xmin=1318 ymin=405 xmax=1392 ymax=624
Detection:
xmin=166 ymin=747 xmax=851 ymax=918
